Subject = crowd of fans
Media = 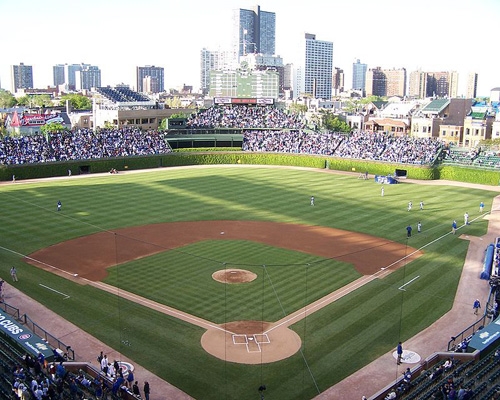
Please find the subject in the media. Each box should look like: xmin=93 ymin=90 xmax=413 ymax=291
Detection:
xmin=186 ymin=105 xmax=306 ymax=129
xmin=0 ymin=128 xmax=171 ymax=165
xmin=243 ymin=130 xmax=443 ymax=165
xmin=0 ymin=104 xmax=448 ymax=166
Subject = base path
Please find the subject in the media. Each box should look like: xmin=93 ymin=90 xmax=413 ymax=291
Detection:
xmin=24 ymin=220 xmax=421 ymax=366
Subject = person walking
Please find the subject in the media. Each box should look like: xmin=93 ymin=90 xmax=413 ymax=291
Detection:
xmin=57 ymin=200 xmax=62 ymax=212
xmin=464 ymin=212 xmax=469 ymax=225
xmin=310 ymin=196 xmax=315 ymax=206
xmin=397 ymin=342 xmax=403 ymax=365
xmin=417 ymin=221 xmax=422 ymax=233
xmin=143 ymin=381 xmax=150 ymax=400
xmin=408 ymin=201 xmax=412 ymax=211
xmin=10 ymin=266 xmax=18 ymax=282
xmin=473 ymin=299 xmax=481 ymax=315
xmin=452 ymin=220 xmax=457 ymax=234
xmin=420 ymin=201 xmax=424 ymax=210
xmin=406 ymin=224 xmax=412 ymax=238
xmin=480 ymin=201 xmax=484 ymax=212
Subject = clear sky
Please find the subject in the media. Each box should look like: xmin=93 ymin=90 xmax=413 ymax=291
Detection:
xmin=1 ymin=0 xmax=498 ymax=97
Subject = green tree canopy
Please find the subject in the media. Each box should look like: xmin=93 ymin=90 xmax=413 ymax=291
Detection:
xmin=320 ymin=111 xmax=351 ymax=133
xmin=288 ymin=103 xmax=308 ymax=114
xmin=60 ymin=94 xmax=92 ymax=110
xmin=15 ymin=94 xmax=53 ymax=108
xmin=0 ymin=89 xmax=17 ymax=108
xmin=41 ymin=122 xmax=66 ymax=135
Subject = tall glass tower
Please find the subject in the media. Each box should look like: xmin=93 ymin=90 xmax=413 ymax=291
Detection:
xmin=232 ymin=5 xmax=276 ymax=61
xmin=352 ymin=59 xmax=367 ymax=91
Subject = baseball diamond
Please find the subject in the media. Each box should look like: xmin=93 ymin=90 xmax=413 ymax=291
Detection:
xmin=0 ymin=165 xmax=497 ymax=400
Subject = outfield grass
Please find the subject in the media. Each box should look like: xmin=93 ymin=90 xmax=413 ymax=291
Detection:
xmin=0 ymin=166 xmax=496 ymax=400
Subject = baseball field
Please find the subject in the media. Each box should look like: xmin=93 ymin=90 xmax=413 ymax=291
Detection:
xmin=0 ymin=165 xmax=495 ymax=399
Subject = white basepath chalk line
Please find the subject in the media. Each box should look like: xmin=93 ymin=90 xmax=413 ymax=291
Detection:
xmin=39 ymin=284 xmax=70 ymax=299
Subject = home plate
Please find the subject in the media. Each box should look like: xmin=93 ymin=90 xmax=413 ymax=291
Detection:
xmin=220 ymin=232 xmax=225 ymax=235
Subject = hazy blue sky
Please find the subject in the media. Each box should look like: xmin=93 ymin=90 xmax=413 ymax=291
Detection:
xmin=1 ymin=0 xmax=498 ymax=96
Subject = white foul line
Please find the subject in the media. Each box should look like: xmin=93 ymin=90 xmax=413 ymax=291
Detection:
xmin=39 ymin=284 xmax=70 ymax=299
xmin=398 ymin=276 xmax=420 ymax=291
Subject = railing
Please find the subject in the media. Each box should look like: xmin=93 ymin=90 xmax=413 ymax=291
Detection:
xmin=448 ymin=315 xmax=489 ymax=351
xmin=22 ymin=313 xmax=75 ymax=360
xmin=0 ymin=301 xmax=21 ymax=320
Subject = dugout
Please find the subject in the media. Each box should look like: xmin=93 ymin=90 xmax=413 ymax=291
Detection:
xmin=395 ymin=168 xmax=407 ymax=179
xmin=0 ymin=308 xmax=55 ymax=362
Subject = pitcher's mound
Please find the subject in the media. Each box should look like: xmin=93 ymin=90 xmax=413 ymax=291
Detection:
xmin=212 ymin=269 xmax=257 ymax=283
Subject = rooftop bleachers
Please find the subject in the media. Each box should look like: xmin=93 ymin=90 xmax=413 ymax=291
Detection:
xmin=97 ymin=86 xmax=151 ymax=103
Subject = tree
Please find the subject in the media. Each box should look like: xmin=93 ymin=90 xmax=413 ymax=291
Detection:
xmin=165 ymin=97 xmax=182 ymax=109
xmin=0 ymin=89 xmax=17 ymax=108
xmin=288 ymin=103 xmax=308 ymax=114
xmin=60 ymin=94 xmax=92 ymax=110
xmin=41 ymin=122 xmax=66 ymax=135
xmin=321 ymin=111 xmax=351 ymax=133
xmin=15 ymin=94 xmax=52 ymax=108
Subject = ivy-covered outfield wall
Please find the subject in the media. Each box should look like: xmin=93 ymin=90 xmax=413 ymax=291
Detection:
xmin=1 ymin=152 xmax=499 ymax=186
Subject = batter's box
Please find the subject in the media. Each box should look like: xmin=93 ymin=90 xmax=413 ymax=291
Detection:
xmin=253 ymin=333 xmax=270 ymax=344
xmin=232 ymin=334 xmax=248 ymax=345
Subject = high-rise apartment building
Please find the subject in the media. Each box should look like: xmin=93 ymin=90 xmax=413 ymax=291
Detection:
xmin=52 ymin=63 xmax=101 ymax=91
xmin=136 ymin=66 xmax=164 ymax=93
xmin=365 ymin=67 xmax=386 ymax=97
xmin=333 ymin=67 xmax=344 ymax=96
xmin=352 ymin=59 xmax=367 ymax=91
xmin=365 ymin=67 xmax=406 ymax=97
xmin=200 ymin=49 xmax=236 ymax=95
xmin=466 ymin=72 xmax=478 ymax=99
xmin=53 ymin=64 xmax=65 ymax=87
xmin=385 ymin=68 xmax=406 ymax=97
xmin=11 ymin=63 xmax=33 ymax=92
xmin=408 ymin=70 xmax=427 ymax=99
xmin=303 ymin=33 xmax=333 ymax=100
xmin=426 ymin=71 xmax=458 ymax=98
xmin=75 ymin=65 xmax=101 ymax=90
xmin=408 ymin=70 xmax=458 ymax=98
xmin=232 ymin=5 xmax=276 ymax=61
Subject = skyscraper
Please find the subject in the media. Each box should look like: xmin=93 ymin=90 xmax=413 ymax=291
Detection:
xmin=365 ymin=67 xmax=386 ymax=97
xmin=136 ymin=66 xmax=164 ymax=93
xmin=53 ymin=64 xmax=65 ymax=87
xmin=466 ymin=72 xmax=478 ymax=99
xmin=232 ymin=5 xmax=276 ymax=61
xmin=352 ymin=59 xmax=367 ymax=91
xmin=426 ymin=71 xmax=458 ymax=98
xmin=11 ymin=63 xmax=33 ymax=92
xmin=333 ymin=67 xmax=344 ymax=96
xmin=365 ymin=67 xmax=406 ymax=97
xmin=78 ymin=65 xmax=101 ymax=90
xmin=53 ymin=63 xmax=101 ymax=91
xmin=303 ymin=33 xmax=333 ymax=100
xmin=200 ymin=49 xmax=235 ymax=95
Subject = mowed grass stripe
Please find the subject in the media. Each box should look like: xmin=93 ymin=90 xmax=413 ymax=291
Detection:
xmin=0 ymin=167 xmax=497 ymax=400
xmin=105 ymin=241 xmax=360 ymax=323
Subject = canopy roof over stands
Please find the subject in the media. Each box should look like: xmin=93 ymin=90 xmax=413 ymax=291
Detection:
xmin=421 ymin=98 xmax=450 ymax=115
xmin=468 ymin=316 xmax=500 ymax=351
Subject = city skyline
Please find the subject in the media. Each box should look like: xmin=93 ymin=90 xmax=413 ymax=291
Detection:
xmin=1 ymin=0 xmax=499 ymax=97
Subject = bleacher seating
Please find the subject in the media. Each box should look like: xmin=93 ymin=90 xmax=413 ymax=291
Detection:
xmin=396 ymin=346 xmax=500 ymax=400
xmin=97 ymin=87 xmax=151 ymax=103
